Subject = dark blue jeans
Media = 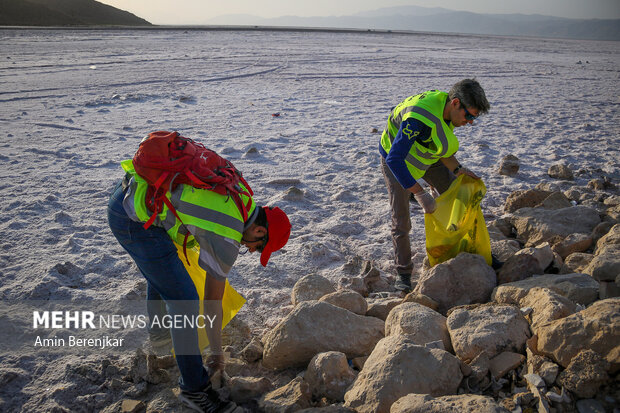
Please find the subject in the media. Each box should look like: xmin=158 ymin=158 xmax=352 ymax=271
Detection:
xmin=107 ymin=181 xmax=209 ymax=392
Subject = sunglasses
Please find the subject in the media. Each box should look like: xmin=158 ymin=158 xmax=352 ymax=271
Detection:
xmin=460 ymin=103 xmax=478 ymax=121
xmin=256 ymin=232 xmax=269 ymax=253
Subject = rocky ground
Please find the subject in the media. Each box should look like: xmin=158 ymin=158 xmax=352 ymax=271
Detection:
xmin=61 ymin=161 xmax=619 ymax=413
xmin=2 ymin=29 xmax=618 ymax=413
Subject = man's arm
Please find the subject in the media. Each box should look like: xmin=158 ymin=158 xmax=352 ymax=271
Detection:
xmin=385 ymin=118 xmax=431 ymax=192
xmin=204 ymin=274 xmax=225 ymax=372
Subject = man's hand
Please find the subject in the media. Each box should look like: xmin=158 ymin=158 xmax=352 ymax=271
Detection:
xmin=456 ymin=167 xmax=480 ymax=180
xmin=413 ymin=190 xmax=437 ymax=214
xmin=206 ymin=353 xmax=225 ymax=374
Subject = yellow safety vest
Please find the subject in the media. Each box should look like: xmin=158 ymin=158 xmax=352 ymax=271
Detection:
xmin=380 ymin=90 xmax=460 ymax=180
xmin=120 ymin=159 xmax=256 ymax=246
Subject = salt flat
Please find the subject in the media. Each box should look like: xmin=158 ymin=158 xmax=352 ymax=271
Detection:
xmin=0 ymin=28 xmax=618 ymax=411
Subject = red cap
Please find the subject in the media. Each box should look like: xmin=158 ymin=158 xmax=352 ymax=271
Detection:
xmin=260 ymin=206 xmax=291 ymax=267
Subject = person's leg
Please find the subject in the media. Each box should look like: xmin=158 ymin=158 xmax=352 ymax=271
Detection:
xmin=380 ymin=158 xmax=413 ymax=291
xmin=146 ymin=282 xmax=172 ymax=345
xmin=107 ymin=183 xmax=209 ymax=392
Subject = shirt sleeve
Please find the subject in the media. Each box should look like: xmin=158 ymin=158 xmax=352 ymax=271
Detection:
xmin=194 ymin=232 xmax=240 ymax=281
xmin=385 ymin=118 xmax=431 ymax=189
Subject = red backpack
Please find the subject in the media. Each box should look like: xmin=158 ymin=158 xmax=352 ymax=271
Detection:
xmin=132 ymin=131 xmax=253 ymax=261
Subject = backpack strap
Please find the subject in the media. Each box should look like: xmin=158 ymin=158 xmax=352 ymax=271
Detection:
xmin=142 ymin=171 xmax=170 ymax=230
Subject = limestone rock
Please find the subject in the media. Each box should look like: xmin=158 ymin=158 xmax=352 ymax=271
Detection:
xmin=591 ymin=221 xmax=614 ymax=244
xmin=365 ymin=298 xmax=402 ymax=320
xmin=599 ymin=280 xmax=620 ymax=299
xmin=343 ymin=335 xmax=462 ymax=413
xmin=446 ymin=304 xmax=530 ymax=361
xmin=508 ymin=206 xmax=601 ymax=247
xmin=557 ymin=350 xmax=610 ymax=399
xmin=548 ymin=164 xmax=574 ymax=180
xmin=222 ymin=316 xmax=252 ymax=347
xmin=385 ymin=302 xmax=452 ymax=352
xmin=492 ymin=273 xmax=600 ymax=306
xmin=283 ymin=186 xmax=305 ymax=201
xmin=120 ymin=400 xmax=145 ymax=413
xmin=487 ymin=225 xmax=510 ymax=242
xmin=586 ymin=224 xmax=620 ymax=282
xmin=536 ymin=298 xmax=620 ymax=370
xmin=504 ymin=189 xmax=551 ymax=213
xmin=606 ymin=203 xmax=620 ymax=222
xmin=595 ymin=222 xmax=620 ymax=249
xmin=415 ymin=253 xmax=497 ymax=314
xmin=129 ymin=348 xmax=169 ymax=385
xmin=139 ymin=387 xmax=176 ymax=412
xmin=560 ymin=253 xmax=594 ymax=274
xmin=319 ymin=290 xmax=367 ymax=315
xmin=563 ymin=186 xmax=583 ymax=201
xmin=519 ymin=287 xmax=576 ymax=333
xmin=259 ymin=376 xmax=312 ymax=413
xmin=539 ymin=191 xmax=573 ymax=210
xmin=240 ymin=336 xmax=264 ymax=363
xmin=229 ymin=376 xmax=273 ymax=403
xmin=498 ymin=155 xmax=519 ymax=177
xmin=292 ymin=274 xmax=336 ymax=306
xmin=305 ymin=352 xmax=357 ymax=402
xmin=527 ymin=354 xmax=559 ymax=386
xmin=514 ymin=243 xmax=555 ymax=270
xmin=390 ymin=393 xmax=510 ymax=413
xmin=491 ymin=239 xmax=521 ymax=262
xmin=468 ymin=351 xmax=490 ymax=383
xmin=351 ymin=356 xmax=368 ymax=371
xmin=524 ymin=373 xmax=545 ymax=389
xmin=401 ymin=292 xmax=440 ymax=312
xmin=497 ymin=254 xmax=543 ymax=285
xmin=552 ymin=233 xmax=593 ymax=259
xmin=262 ymin=301 xmax=385 ymax=370
xmin=489 ymin=218 xmax=514 ymax=238
xmin=489 ymin=351 xmax=525 ymax=379
xmin=361 ymin=261 xmax=390 ymax=293
xmin=338 ymin=276 xmax=368 ymax=297
xmin=586 ymin=244 xmax=620 ymax=281
xmin=588 ymin=177 xmax=616 ymax=190
xmin=535 ymin=182 xmax=561 ymax=192
xmin=297 ymin=407 xmax=356 ymax=413
xmin=224 ymin=357 xmax=250 ymax=378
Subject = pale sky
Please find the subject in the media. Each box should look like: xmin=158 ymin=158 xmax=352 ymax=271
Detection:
xmin=98 ymin=0 xmax=620 ymax=25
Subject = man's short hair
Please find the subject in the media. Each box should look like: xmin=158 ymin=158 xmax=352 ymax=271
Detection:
xmin=255 ymin=206 xmax=267 ymax=227
xmin=449 ymin=78 xmax=490 ymax=114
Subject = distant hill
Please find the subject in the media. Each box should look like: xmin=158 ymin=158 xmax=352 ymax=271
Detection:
xmin=0 ymin=0 xmax=151 ymax=26
xmin=208 ymin=6 xmax=620 ymax=41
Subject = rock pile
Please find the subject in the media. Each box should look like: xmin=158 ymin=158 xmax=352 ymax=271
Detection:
xmin=97 ymin=170 xmax=618 ymax=412
xmin=241 ymin=173 xmax=618 ymax=412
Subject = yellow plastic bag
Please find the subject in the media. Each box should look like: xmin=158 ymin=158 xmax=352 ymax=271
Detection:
xmin=424 ymin=175 xmax=492 ymax=267
xmin=174 ymin=243 xmax=246 ymax=352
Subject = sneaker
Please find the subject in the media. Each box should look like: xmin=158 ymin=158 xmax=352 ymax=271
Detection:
xmin=179 ymin=384 xmax=239 ymax=413
xmin=394 ymin=273 xmax=412 ymax=293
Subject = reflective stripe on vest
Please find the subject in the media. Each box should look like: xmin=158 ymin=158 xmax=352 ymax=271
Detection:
xmin=120 ymin=159 xmax=255 ymax=244
xmin=380 ymin=91 xmax=459 ymax=180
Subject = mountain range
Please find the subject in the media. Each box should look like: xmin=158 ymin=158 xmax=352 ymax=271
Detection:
xmin=207 ymin=5 xmax=620 ymax=41
xmin=1 ymin=1 xmax=617 ymax=41
xmin=0 ymin=0 xmax=151 ymax=26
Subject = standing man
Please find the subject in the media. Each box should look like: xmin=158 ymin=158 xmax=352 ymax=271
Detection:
xmin=379 ymin=79 xmax=490 ymax=292
xmin=107 ymin=144 xmax=291 ymax=413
